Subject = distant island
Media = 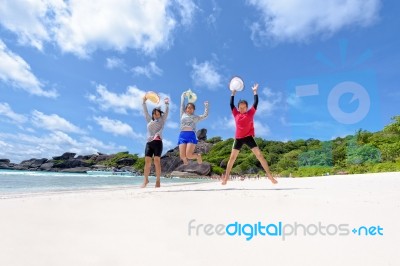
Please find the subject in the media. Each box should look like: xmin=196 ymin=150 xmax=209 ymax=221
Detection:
xmin=1 ymin=116 xmax=399 ymax=177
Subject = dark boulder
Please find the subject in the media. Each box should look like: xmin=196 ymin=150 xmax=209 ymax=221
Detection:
xmin=117 ymin=157 xmax=135 ymax=166
xmin=60 ymin=167 xmax=92 ymax=173
xmin=159 ymin=147 xmax=181 ymax=174
xmin=0 ymin=159 xmax=11 ymax=169
xmin=194 ymin=140 xmax=213 ymax=155
xmin=196 ymin=128 xmax=207 ymax=141
xmin=75 ymin=155 xmax=93 ymax=160
xmin=53 ymin=159 xmax=91 ymax=168
xmin=219 ymin=158 xmax=228 ymax=168
xmin=19 ymin=158 xmax=48 ymax=169
xmin=39 ymin=162 xmax=54 ymax=171
xmin=175 ymin=161 xmax=211 ymax=176
xmin=0 ymin=159 xmax=10 ymax=164
xmin=91 ymin=154 xmax=113 ymax=163
xmin=52 ymin=152 xmax=76 ymax=160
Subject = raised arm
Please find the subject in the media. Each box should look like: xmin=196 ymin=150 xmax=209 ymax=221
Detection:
xmin=180 ymin=91 xmax=186 ymax=117
xmin=197 ymin=101 xmax=209 ymax=121
xmin=162 ymin=98 xmax=170 ymax=121
xmin=252 ymin=83 xmax=259 ymax=110
xmin=142 ymin=95 xmax=151 ymax=122
xmin=230 ymin=90 xmax=236 ymax=110
xmin=153 ymin=99 xmax=170 ymax=139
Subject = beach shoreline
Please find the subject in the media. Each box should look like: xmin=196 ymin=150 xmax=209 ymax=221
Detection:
xmin=0 ymin=172 xmax=399 ymax=266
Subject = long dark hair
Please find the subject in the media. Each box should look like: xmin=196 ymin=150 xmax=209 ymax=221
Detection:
xmin=151 ymin=108 xmax=164 ymax=120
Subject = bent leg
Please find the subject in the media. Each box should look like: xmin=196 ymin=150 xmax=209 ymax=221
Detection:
xmin=186 ymin=143 xmax=202 ymax=164
xmin=251 ymin=147 xmax=278 ymax=184
xmin=179 ymin=144 xmax=188 ymax=165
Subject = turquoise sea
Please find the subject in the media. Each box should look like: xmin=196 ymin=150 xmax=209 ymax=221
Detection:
xmin=0 ymin=169 xmax=209 ymax=197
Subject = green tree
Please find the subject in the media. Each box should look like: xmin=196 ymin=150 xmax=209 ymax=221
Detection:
xmin=346 ymin=141 xmax=381 ymax=165
xmin=276 ymin=150 xmax=301 ymax=171
xmin=383 ymin=115 xmax=400 ymax=134
xmin=103 ymin=152 xmax=138 ymax=167
xmin=133 ymin=157 xmax=145 ymax=171
xmin=332 ymin=141 xmax=346 ymax=167
xmin=206 ymin=136 xmax=222 ymax=144
xmin=356 ymin=129 xmax=373 ymax=144
xmin=298 ymin=142 xmax=333 ymax=166
xmin=305 ymin=138 xmax=321 ymax=150
xmin=379 ymin=142 xmax=400 ymax=162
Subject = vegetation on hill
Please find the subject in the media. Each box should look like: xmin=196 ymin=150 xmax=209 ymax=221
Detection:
xmin=202 ymin=115 xmax=400 ymax=177
xmin=77 ymin=116 xmax=398 ymax=177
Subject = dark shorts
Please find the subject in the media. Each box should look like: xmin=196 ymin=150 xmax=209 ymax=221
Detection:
xmin=232 ymin=136 xmax=258 ymax=150
xmin=145 ymin=140 xmax=163 ymax=157
xmin=177 ymin=131 xmax=198 ymax=145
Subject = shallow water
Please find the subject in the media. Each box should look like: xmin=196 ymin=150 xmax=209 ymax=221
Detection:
xmin=0 ymin=169 xmax=210 ymax=196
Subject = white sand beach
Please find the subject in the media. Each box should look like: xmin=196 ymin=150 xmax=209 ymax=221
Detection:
xmin=1 ymin=172 xmax=399 ymax=266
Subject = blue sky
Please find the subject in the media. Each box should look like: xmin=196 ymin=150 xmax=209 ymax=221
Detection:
xmin=0 ymin=0 xmax=399 ymax=163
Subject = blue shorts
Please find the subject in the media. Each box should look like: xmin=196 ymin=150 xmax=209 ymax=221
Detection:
xmin=178 ymin=131 xmax=198 ymax=145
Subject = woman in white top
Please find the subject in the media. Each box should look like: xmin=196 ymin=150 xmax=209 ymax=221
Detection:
xmin=142 ymin=95 xmax=169 ymax=188
xmin=178 ymin=91 xmax=209 ymax=165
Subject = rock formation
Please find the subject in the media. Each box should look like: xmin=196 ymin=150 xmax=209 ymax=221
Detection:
xmin=0 ymin=128 xmax=215 ymax=178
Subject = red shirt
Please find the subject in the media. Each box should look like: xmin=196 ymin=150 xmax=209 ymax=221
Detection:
xmin=232 ymin=106 xmax=256 ymax=139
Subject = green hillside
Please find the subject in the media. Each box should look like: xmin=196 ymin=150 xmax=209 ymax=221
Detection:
xmin=202 ymin=115 xmax=400 ymax=177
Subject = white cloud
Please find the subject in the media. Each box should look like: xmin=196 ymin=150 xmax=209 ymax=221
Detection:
xmin=0 ymin=0 xmax=197 ymax=57
xmin=94 ymin=116 xmax=144 ymax=139
xmin=191 ymin=60 xmax=222 ymax=90
xmin=212 ymin=116 xmax=236 ymax=131
xmin=88 ymin=84 xmax=145 ymax=114
xmin=54 ymin=0 xmax=179 ymax=57
xmin=0 ymin=140 xmax=11 ymax=148
xmin=0 ymin=132 xmax=126 ymax=163
xmin=247 ymin=0 xmax=381 ymax=44
xmin=131 ymin=61 xmax=163 ymax=78
xmin=31 ymin=110 xmax=84 ymax=134
xmin=174 ymin=0 xmax=197 ymax=26
xmin=162 ymin=138 xmax=176 ymax=153
xmin=254 ymin=120 xmax=270 ymax=137
xmin=257 ymin=87 xmax=283 ymax=115
xmin=286 ymin=93 xmax=302 ymax=108
xmin=105 ymin=57 xmax=126 ymax=70
xmin=166 ymin=121 xmax=179 ymax=129
xmin=281 ymin=117 xmax=333 ymax=129
xmin=0 ymin=40 xmax=58 ymax=98
xmin=205 ymin=0 xmax=221 ymax=28
xmin=0 ymin=102 xmax=27 ymax=123
xmin=88 ymin=84 xmax=172 ymax=115
xmin=0 ymin=0 xmax=58 ymax=50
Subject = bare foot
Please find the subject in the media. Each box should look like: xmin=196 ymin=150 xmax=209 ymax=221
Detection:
xmin=155 ymin=180 xmax=160 ymax=188
xmin=141 ymin=179 xmax=149 ymax=188
xmin=197 ymin=154 xmax=203 ymax=164
xmin=268 ymin=175 xmax=278 ymax=184
xmin=182 ymin=158 xmax=188 ymax=165
xmin=221 ymin=174 xmax=228 ymax=185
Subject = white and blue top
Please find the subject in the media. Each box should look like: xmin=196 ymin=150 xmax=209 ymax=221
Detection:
xmin=180 ymin=93 xmax=209 ymax=131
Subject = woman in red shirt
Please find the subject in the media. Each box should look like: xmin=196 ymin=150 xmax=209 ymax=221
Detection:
xmin=222 ymin=83 xmax=278 ymax=185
